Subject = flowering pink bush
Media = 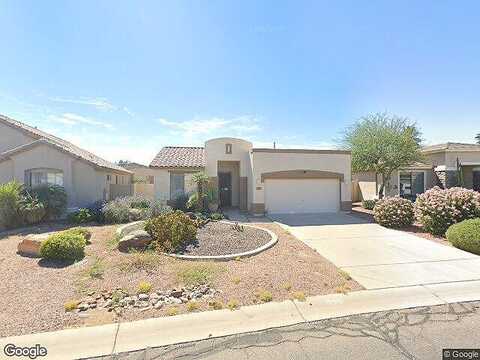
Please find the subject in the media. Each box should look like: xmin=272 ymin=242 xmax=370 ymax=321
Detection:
xmin=414 ymin=187 xmax=480 ymax=236
xmin=373 ymin=196 xmax=414 ymax=228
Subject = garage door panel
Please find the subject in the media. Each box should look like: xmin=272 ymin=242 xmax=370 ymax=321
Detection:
xmin=265 ymin=178 xmax=340 ymax=214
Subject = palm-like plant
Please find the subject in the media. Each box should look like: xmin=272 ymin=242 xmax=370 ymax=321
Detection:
xmin=476 ymin=133 xmax=480 ymax=144
xmin=191 ymin=172 xmax=210 ymax=211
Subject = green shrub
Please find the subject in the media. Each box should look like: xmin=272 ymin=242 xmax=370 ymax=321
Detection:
xmin=68 ymin=208 xmax=94 ymax=224
xmin=0 ymin=181 xmax=23 ymax=229
xmin=362 ymin=199 xmax=377 ymax=210
xmin=31 ymin=185 xmax=67 ymax=219
xmin=446 ymin=218 xmax=480 ymax=254
xmin=62 ymin=227 xmax=92 ymax=244
xmin=102 ymin=197 xmax=169 ymax=224
xmin=18 ymin=191 xmax=46 ymax=225
xmin=145 ymin=210 xmax=197 ymax=252
xmin=374 ymin=196 xmax=414 ymax=228
xmin=256 ymin=289 xmax=273 ymax=303
xmin=187 ymin=192 xmax=201 ymax=211
xmin=40 ymin=232 xmax=86 ymax=261
xmin=210 ymin=212 xmax=224 ymax=221
xmin=102 ymin=197 xmax=131 ymax=223
xmin=415 ymin=187 xmax=480 ymax=235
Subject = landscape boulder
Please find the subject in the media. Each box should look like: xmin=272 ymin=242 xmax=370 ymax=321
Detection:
xmin=17 ymin=233 xmax=53 ymax=257
xmin=118 ymin=230 xmax=152 ymax=252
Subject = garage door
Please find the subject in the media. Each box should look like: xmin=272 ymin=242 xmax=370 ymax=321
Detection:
xmin=264 ymin=178 xmax=340 ymax=213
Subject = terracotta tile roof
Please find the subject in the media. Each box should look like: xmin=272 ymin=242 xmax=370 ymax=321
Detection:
xmin=422 ymin=142 xmax=480 ymax=153
xmin=0 ymin=114 xmax=131 ymax=174
xmin=150 ymin=146 xmax=205 ymax=168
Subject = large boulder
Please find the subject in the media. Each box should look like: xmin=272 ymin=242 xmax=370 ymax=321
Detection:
xmin=118 ymin=230 xmax=152 ymax=252
xmin=17 ymin=233 xmax=53 ymax=257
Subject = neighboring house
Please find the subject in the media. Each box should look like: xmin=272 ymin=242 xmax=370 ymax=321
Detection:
xmin=0 ymin=115 xmax=133 ymax=208
xmin=149 ymin=137 xmax=352 ymax=215
xmin=353 ymin=142 xmax=480 ymax=201
xmin=120 ymin=162 xmax=156 ymax=200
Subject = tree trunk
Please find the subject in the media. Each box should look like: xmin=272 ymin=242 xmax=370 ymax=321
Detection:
xmin=378 ymin=174 xmax=386 ymax=199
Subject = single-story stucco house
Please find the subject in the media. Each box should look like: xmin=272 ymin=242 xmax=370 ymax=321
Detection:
xmin=148 ymin=137 xmax=352 ymax=215
xmin=0 ymin=115 xmax=133 ymax=208
xmin=353 ymin=142 xmax=480 ymax=201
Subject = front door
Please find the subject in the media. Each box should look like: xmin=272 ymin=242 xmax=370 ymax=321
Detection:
xmin=218 ymin=172 xmax=232 ymax=207
xmin=473 ymin=171 xmax=480 ymax=192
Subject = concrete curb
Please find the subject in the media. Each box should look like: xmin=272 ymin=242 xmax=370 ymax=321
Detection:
xmin=116 ymin=221 xmax=278 ymax=261
xmin=2 ymin=280 xmax=480 ymax=360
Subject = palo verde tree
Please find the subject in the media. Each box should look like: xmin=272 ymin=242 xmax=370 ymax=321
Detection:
xmin=342 ymin=112 xmax=423 ymax=198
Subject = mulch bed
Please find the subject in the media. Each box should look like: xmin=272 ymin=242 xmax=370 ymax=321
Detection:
xmin=0 ymin=221 xmax=361 ymax=337
xmin=178 ymin=221 xmax=272 ymax=256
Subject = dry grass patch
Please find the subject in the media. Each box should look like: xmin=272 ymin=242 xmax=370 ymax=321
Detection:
xmin=335 ymin=284 xmax=351 ymax=294
xmin=64 ymin=300 xmax=80 ymax=312
xmin=166 ymin=306 xmax=179 ymax=316
xmin=292 ymin=291 xmax=306 ymax=302
xmin=338 ymin=270 xmax=352 ymax=281
xmin=281 ymin=282 xmax=292 ymax=291
xmin=227 ymin=299 xmax=240 ymax=310
xmin=85 ymin=257 xmax=105 ymax=279
xmin=186 ymin=301 xmax=200 ymax=312
xmin=118 ymin=250 xmax=162 ymax=273
xmin=208 ymin=300 xmax=223 ymax=310
xmin=255 ymin=289 xmax=273 ymax=303
xmin=137 ymin=281 xmax=152 ymax=294
xmin=232 ymin=276 xmax=241 ymax=285
xmin=176 ymin=262 xmax=224 ymax=287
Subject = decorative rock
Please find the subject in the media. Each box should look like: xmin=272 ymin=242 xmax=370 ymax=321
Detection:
xmin=171 ymin=298 xmax=182 ymax=304
xmin=138 ymin=293 xmax=149 ymax=301
xmin=17 ymin=233 xmax=52 ymax=257
xmin=170 ymin=289 xmax=183 ymax=298
xmin=118 ymin=230 xmax=152 ymax=252
xmin=103 ymin=299 xmax=113 ymax=308
xmin=154 ymin=302 xmax=164 ymax=310
xmin=78 ymin=303 xmax=90 ymax=312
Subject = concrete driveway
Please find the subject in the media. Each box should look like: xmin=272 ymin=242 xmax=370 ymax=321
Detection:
xmin=271 ymin=213 xmax=480 ymax=289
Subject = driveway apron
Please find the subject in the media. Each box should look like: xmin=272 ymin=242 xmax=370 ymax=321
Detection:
xmin=271 ymin=213 xmax=480 ymax=289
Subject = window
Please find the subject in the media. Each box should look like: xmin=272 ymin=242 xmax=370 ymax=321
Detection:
xmin=25 ymin=169 xmax=63 ymax=188
xmin=399 ymin=171 xmax=425 ymax=201
xmin=170 ymin=173 xmax=185 ymax=199
xmin=225 ymin=143 xmax=232 ymax=154
xmin=107 ymin=174 xmax=111 ymax=182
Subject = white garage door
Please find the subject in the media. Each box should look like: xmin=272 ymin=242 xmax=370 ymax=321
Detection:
xmin=264 ymin=178 xmax=340 ymax=214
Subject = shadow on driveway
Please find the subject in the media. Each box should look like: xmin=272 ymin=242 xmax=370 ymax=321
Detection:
xmin=268 ymin=212 xmax=372 ymax=227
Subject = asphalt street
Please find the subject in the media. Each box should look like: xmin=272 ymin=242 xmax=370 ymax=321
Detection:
xmin=91 ymin=300 xmax=480 ymax=360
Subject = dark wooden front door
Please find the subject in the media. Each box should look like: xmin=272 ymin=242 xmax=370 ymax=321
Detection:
xmin=473 ymin=171 xmax=480 ymax=192
xmin=218 ymin=172 xmax=232 ymax=207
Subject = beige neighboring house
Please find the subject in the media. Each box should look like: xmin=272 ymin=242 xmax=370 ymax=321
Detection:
xmin=149 ymin=137 xmax=352 ymax=215
xmin=0 ymin=115 xmax=133 ymax=208
xmin=353 ymin=142 xmax=480 ymax=201
xmin=120 ymin=162 xmax=156 ymax=200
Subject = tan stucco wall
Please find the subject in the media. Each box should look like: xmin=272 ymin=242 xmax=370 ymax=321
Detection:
xmin=205 ymin=138 xmax=253 ymax=178
xmin=152 ymin=168 xmax=199 ymax=201
xmin=129 ymin=166 xmax=156 ymax=183
xmin=0 ymin=122 xmax=36 ymax=153
xmin=0 ymin=160 xmax=13 ymax=184
xmin=352 ymin=171 xmax=377 ymax=201
xmin=250 ymin=151 xmax=352 ymax=207
xmin=445 ymin=151 xmax=480 ymax=168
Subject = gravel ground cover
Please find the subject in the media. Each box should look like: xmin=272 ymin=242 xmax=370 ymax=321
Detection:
xmin=178 ymin=221 xmax=272 ymax=256
xmin=0 ymin=221 xmax=361 ymax=337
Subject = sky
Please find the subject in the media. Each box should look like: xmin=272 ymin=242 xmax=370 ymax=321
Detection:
xmin=1 ymin=0 xmax=479 ymax=164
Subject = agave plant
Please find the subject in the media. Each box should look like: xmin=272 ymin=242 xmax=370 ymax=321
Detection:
xmin=19 ymin=191 xmax=46 ymax=225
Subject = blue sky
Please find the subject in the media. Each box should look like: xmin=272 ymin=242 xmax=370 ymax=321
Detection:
xmin=1 ymin=0 xmax=479 ymax=164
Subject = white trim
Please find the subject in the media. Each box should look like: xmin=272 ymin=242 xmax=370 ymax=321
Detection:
xmin=434 ymin=165 xmax=458 ymax=171
xmin=459 ymin=162 xmax=480 ymax=166
xmin=397 ymin=170 xmax=427 ymax=197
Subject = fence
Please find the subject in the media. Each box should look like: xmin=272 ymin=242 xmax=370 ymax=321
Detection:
xmin=133 ymin=183 xmax=155 ymax=200
xmin=109 ymin=184 xmax=133 ymax=200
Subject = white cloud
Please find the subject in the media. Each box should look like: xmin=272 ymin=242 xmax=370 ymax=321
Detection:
xmin=49 ymin=96 xmax=117 ymax=111
xmin=48 ymin=113 xmax=114 ymax=129
xmin=123 ymin=106 xmax=134 ymax=117
xmin=156 ymin=115 xmax=261 ymax=137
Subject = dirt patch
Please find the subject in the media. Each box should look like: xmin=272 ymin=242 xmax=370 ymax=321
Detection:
xmin=178 ymin=221 xmax=272 ymax=256
xmin=0 ymin=221 xmax=361 ymax=337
